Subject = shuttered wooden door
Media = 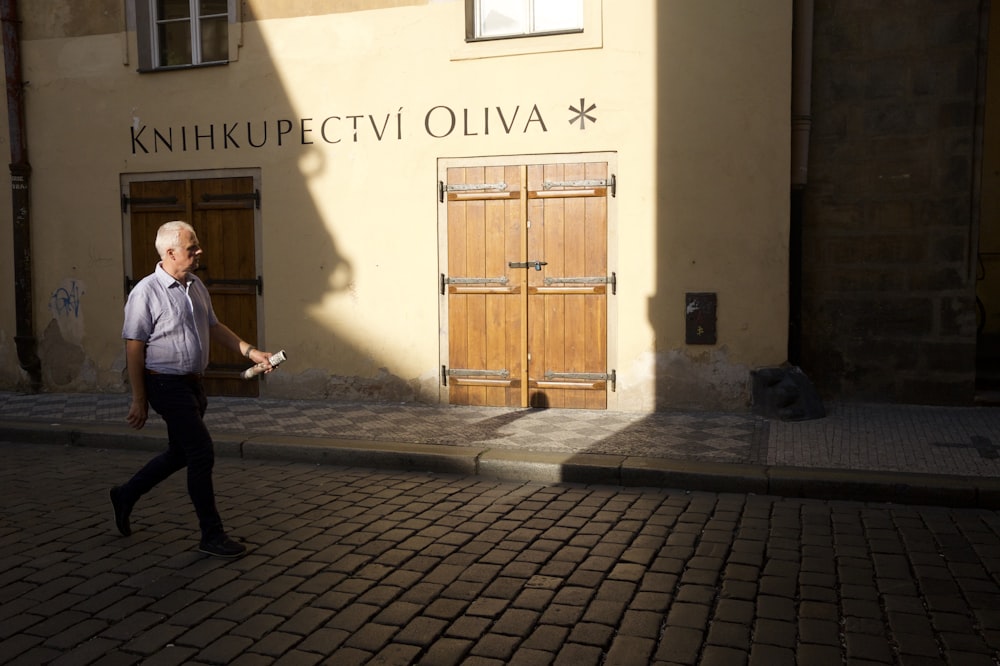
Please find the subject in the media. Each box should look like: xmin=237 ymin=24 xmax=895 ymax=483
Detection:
xmin=126 ymin=176 xmax=260 ymax=397
xmin=191 ymin=177 xmax=260 ymax=397
xmin=526 ymin=162 xmax=610 ymax=409
xmin=444 ymin=160 xmax=610 ymax=409
xmin=444 ymin=165 xmax=525 ymax=407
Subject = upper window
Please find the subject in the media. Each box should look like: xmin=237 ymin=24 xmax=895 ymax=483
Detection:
xmin=135 ymin=0 xmax=232 ymax=71
xmin=468 ymin=0 xmax=583 ymax=41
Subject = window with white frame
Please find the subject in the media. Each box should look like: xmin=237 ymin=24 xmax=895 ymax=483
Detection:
xmin=135 ymin=0 xmax=231 ymax=71
xmin=467 ymin=0 xmax=583 ymax=40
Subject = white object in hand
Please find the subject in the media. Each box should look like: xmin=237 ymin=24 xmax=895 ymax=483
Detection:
xmin=242 ymin=349 xmax=287 ymax=379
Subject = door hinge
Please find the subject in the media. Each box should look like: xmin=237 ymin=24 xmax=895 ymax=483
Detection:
xmin=449 ymin=368 xmax=511 ymax=379
xmin=542 ymin=273 xmax=617 ymax=294
xmin=439 ymin=180 xmax=509 ymax=203
xmin=442 ymin=366 xmax=512 ymax=386
xmin=121 ymin=193 xmax=179 ymax=213
xmin=202 ymin=275 xmax=264 ymax=295
xmin=201 ymin=190 xmax=261 ymax=209
xmin=541 ymin=174 xmax=616 ymax=197
xmin=440 ymin=274 xmax=509 ymax=294
xmin=544 ymin=369 xmax=616 ymax=391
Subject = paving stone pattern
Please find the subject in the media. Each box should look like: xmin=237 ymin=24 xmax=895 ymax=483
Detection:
xmin=7 ymin=391 xmax=1000 ymax=479
xmin=0 ymin=391 xmax=766 ymax=463
xmin=2 ymin=442 xmax=1000 ymax=665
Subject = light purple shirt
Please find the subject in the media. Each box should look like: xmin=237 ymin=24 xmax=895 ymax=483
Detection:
xmin=122 ymin=263 xmax=218 ymax=374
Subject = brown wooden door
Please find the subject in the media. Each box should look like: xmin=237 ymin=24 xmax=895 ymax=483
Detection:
xmin=444 ymin=165 xmax=525 ymax=407
xmin=444 ymin=160 xmax=610 ymax=409
xmin=526 ymin=162 xmax=609 ymax=409
xmin=126 ymin=176 xmax=260 ymax=397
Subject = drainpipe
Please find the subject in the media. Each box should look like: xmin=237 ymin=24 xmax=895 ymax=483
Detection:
xmin=2 ymin=0 xmax=41 ymax=390
xmin=788 ymin=0 xmax=814 ymax=365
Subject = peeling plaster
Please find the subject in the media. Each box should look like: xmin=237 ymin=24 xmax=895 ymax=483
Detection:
xmin=621 ymin=348 xmax=751 ymax=412
xmin=264 ymin=366 xmax=435 ymax=404
xmin=39 ymin=319 xmax=86 ymax=388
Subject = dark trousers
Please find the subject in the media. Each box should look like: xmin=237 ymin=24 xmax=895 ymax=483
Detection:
xmin=121 ymin=373 xmax=224 ymax=539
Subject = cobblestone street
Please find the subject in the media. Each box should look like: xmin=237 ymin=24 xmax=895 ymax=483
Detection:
xmin=2 ymin=441 xmax=1000 ymax=665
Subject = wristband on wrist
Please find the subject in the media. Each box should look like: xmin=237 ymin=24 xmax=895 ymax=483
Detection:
xmin=244 ymin=345 xmax=256 ymax=358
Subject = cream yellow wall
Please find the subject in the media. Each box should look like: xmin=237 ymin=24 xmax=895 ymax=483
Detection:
xmin=643 ymin=2 xmax=792 ymax=409
xmin=2 ymin=0 xmax=791 ymax=410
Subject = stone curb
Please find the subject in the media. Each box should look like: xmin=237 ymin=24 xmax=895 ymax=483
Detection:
xmin=3 ymin=419 xmax=1000 ymax=508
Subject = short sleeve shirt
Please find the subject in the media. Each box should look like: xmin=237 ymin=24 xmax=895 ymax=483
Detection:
xmin=122 ymin=263 xmax=219 ymax=374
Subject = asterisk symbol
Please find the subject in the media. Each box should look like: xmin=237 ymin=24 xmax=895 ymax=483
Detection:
xmin=569 ymin=98 xmax=597 ymax=129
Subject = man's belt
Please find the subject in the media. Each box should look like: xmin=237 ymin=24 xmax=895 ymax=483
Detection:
xmin=146 ymin=369 xmax=203 ymax=379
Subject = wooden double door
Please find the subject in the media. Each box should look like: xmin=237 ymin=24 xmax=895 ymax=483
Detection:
xmin=442 ymin=160 xmax=614 ymax=409
xmin=124 ymin=175 xmax=260 ymax=397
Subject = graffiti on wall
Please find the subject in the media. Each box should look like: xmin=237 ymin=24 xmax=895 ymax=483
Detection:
xmin=49 ymin=279 xmax=85 ymax=344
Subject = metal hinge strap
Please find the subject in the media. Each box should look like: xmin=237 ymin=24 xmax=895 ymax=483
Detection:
xmin=544 ymin=369 xmax=617 ymax=391
xmin=543 ymin=179 xmax=608 ymax=189
xmin=446 ymin=276 xmax=509 ymax=285
xmin=443 ymin=367 xmax=510 ymax=386
xmin=201 ymin=190 xmax=261 ymax=209
xmin=449 ymin=368 xmax=511 ymax=378
xmin=543 ymin=174 xmax=616 ymax=197
xmin=441 ymin=274 xmax=508 ymax=294
xmin=121 ymin=194 xmax=179 ymax=213
xmin=439 ymin=180 xmax=508 ymax=202
xmin=543 ymin=276 xmax=609 ymax=284
xmin=203 ymin=276 xmax=264 ymax=295
xmin=543 ymin=272 xmax=617 ymax=294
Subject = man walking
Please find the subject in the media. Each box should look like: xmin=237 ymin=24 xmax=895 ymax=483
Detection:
xmin=110 ymin=220 xmax=274 ymax=558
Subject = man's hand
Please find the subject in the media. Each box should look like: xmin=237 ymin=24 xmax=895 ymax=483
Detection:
xmin=126 ymin=398 xmax=148 ymax=430
xmin=247 ymin=348 xmax=276 ymax=373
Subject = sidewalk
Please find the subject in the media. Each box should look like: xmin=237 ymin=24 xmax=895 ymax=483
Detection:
xmin=2 ymin=390 xmax=1000 ymax=507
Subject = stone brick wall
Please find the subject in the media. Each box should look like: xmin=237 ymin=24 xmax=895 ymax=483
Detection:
xmin=800 ymin=0 xmax=985 ymax=404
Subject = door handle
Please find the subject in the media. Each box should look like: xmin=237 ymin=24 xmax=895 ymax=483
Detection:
xmin=509 ymin=261 xmax=548 ymax=271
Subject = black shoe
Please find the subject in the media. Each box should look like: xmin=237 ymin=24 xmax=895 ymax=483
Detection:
xmin=109 ymin=486 xmax=132 ymax=537
xmin=198 ymin=535 xmax=247 ymax=559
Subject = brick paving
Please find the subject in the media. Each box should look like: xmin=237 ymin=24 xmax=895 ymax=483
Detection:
xmin=2 ymin=441 xmax=1000 ymax=664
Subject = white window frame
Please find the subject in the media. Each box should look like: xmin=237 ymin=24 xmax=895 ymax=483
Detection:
xmin=468 ymin=0 xmax=583 ymax=41
xmin=134 ymin=0 xmax=240 ymax=72
xmin=453 ymin=0 xmax=602 ymax=61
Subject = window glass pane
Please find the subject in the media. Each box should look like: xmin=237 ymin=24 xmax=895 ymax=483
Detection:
xmin=200 ymin=16 xmax=228 ymax=62
xmin=478 ymin=0 xmax=527 ymax=38
xmin=156 ymin=0 xmax=190 ymax=21
xmin=532 ymin=0 xmax=582 ymax=32
xmin=199 ymin=0 xmax=228 ymax=17
xmin=158 ymin=21 xmax=192 ymax=66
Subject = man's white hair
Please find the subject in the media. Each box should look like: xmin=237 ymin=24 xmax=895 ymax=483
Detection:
xmin=155 ymin=221 xmax=196 ymax=260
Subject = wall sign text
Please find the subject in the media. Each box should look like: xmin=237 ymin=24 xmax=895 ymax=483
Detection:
xmin=129 ymin=100 xmax=597 ymax=155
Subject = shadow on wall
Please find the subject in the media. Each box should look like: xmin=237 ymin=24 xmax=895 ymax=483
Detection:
xmin=551 ymin=2 xmax=823 ymax=485
xmin=237 ymin=15 xmax=429 ymax=403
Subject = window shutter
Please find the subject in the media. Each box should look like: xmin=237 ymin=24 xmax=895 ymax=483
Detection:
xmin=134 ymin=0 xmax=154 ymax=71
